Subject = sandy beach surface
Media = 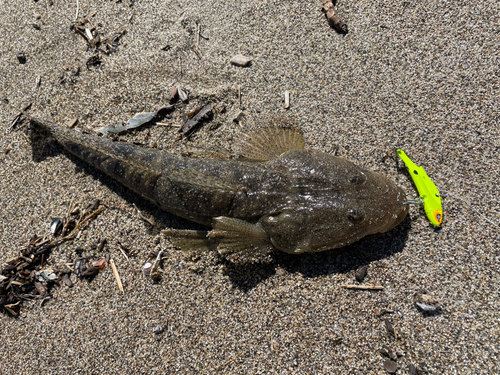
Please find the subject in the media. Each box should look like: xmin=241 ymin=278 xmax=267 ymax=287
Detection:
xmin=1 ymin=1 xmax=499 ymax=374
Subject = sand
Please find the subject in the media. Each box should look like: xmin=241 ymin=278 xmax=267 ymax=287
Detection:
xmin=1 ymin=0 xmax=499 ymax=374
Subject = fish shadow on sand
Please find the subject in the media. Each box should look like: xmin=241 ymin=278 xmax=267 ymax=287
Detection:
xmin=221 ymin=218 xmax=411 ymax=292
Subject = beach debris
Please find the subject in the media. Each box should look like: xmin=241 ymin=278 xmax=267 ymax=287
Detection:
xmin=169 ymin=87 xmax=179 ymax=104
xmin=374 ymin=308 xmax=394 ymax=317
xmin=150 ymin=250 xmax=163 ymax=282
xmin=322 ymin=1 xmax=348 ymax=34
xmin=414 ymin=289 xmax=441 ymax=313
xmin=340 ymin=283 xmax=383 ymax=290
xmin=50 ymin=218 xmax=63 ymax=235
xmin=17 ymin=53 xmax=27 ymax=64
xmin=0 ymin=235 xmax=55 ymax=316
xmin=2 ymin=199 xmax=106 ymax=314
xmin=75 ymin=256 xmax=97 ymax=278
xmin=8 ymin=102 xmax=31 ymax=132
xmin=97 ymin=238 xmax=107 ymax=253
xmin=153 ymin=325 xmax=164 ymax=334
xmin=231 ymin=110 xmax=245 ymax=123
xmin=383 ymin=359 xmax=398 ymax=374
xmin=178 ymin=88 xmax=189 ymax=102
xmin=384 ymin=318 xmax=396 ymax=338
xmin=35 ymin=75 xmax=41 ymax=89
xmin=237 ymin=85 xmax=243 ymax=109
xmin=97 ymin=107 xmax=171 ymax=135
xmin=109 ymin=258 xmax=124 ymax=293
xmin=92 ymin=258 xmax=107 ymax=269
xmin=396 ymin=148 xmax=443 ymax=226
xmin=117 ymin=244 xmax=135 ymax=270
xmin=35 ymin=269 xmax=58 ymax=282
xmin=133 ymin=204 xmax=156 ymax=226
xmin=143 ymin=262 xmax=152 ymax=276
xmin=355 ymin=266 xmax=368 ymax=282
xmin=66 ymin=117 xmax=79 ymax=128
xmin=180 ymin=104 xmax=213 ymax=135
xmin=60 ymin=269 xmax=73 ymax=287
xmin=86 ymin=54 xmax=102 ymax=69
xmin=230 ymin=54 xmax=252 ymax=67
xmin=3 ymin=147 xmax=11 ymax=154
xmin=284 ymin=91 xmax=290 ymax=109
xmin=379 ymin=346 xmax=397 ymax=361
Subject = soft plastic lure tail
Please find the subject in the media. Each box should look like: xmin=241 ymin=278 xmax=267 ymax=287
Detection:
xmin=396 ymin=149 xmax=443 ymax=226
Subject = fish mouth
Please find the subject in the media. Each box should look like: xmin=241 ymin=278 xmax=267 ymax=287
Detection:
xmin=378 ymin=189 xmax=409 ymax=233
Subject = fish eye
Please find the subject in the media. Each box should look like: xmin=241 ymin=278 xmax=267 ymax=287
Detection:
xmin=350 ymin=173 xmax=366 ymax=185
xmin=347 ymin=209 xmax=364 ymax=224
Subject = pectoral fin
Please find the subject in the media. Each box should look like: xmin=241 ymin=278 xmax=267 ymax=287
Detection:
xmin=238 ymin=124 xmax=306 ymax=161
xmin=208 ymin=217 xmax=275 ymax=255
xmin=162 ymin=229 xmax=217 ymax=253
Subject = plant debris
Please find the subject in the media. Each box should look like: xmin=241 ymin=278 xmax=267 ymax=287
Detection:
xmin=66 ymin=117 xmax=79 ymax=128
xmin=322 ymin=1 xmax=348 ymax=34
xmin=86 ymin=54 xmax=102 ymax=69
xmin=109 ymin=258 xmax=124 ymax=293
xmin=8 ymin=102 xmax=31 ymax=132
xmin=96 ymin=106 xmax=172 ymax=135
xmin=0 ymin=200 xmax=105 ymax=316
xmin=384 ymin=318 xmax=396 ymax=338
xmin=180 ymin=104 xmax=213 ymax=135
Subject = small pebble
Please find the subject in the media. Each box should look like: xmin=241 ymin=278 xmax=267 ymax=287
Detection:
xmin=384 ymin=359 xmax=398 ymax=374
xmin=230 ymin=54 xmax=252 ymax=67
xmin=17 ymin=53 xmax=27 ymax=64
xmin=355 ymin=266 xmax=368 ymax=282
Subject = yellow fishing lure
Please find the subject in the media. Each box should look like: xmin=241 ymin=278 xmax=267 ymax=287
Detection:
xmin=396 ymin=149 xmax=443 ymax=226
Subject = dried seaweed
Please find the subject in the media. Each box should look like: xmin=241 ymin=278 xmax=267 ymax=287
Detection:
xmin=0 ymin=201 xmax=106 ymax=317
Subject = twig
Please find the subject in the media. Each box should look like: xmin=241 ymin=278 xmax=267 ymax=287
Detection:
xmin=75 ymin=0 xmax=79 ymax=21
xmin=133 ymin=203 xmax=156 ymax=226
xmin=110 ymin=259 xmax=124 ymax=293
xmin=237 ymin=85 xmax=242 ymax=108
xmin=118 ymin=246 xmax=135 ymax=270
xmin=340 ymin=284 xmax=384 ymax=290
xmin=7 ymin=102 xmax=32 ymax=132
xmin=150 ymin=250 xmax=163 ymax=282
xmin=50 ymin=206 xmax=105 ymax=247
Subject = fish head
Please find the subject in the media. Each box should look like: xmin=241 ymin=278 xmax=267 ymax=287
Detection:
xmin=260 ymin=150 xmax=408 ymax=253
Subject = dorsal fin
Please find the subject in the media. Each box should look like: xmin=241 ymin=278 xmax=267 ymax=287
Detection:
xmin=238 ymin=124 xmax=306 ymax=161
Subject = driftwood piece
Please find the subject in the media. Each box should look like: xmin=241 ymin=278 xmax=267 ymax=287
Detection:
xmin=180 ymin=104 xmax=212 ymax=134
xmin=322 ymin=1 xmax=348 ymax=34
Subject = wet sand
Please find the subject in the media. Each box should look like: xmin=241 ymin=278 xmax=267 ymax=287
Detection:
xmin=1 ymin=1 xmax=499 ymax=374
